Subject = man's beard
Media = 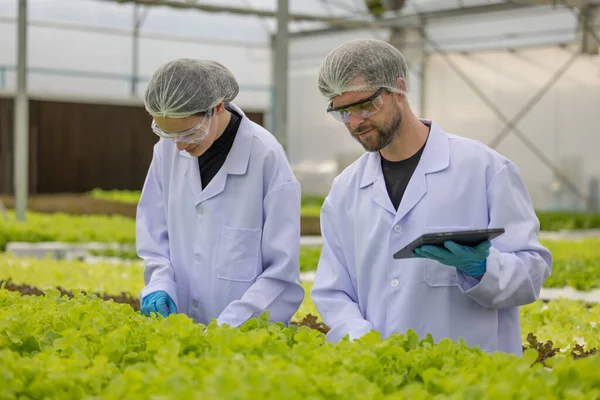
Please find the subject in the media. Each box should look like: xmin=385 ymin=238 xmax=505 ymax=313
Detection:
xmin=351 ymin=107 xmax=403 ymax=152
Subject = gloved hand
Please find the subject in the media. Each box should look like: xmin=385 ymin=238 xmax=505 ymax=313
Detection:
xmin=140 ymin=290 xmax=177 ymax=318
xmin=413 ymin=240 xmax=491 ymax=278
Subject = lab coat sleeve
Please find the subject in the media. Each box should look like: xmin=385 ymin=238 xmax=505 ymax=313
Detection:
xmin=137 ymin=144 xmax=179 ymax=308
xmin=216 ymin=180 xmax=305 ymax=327
xmin=310 ymin=196 xmax=375 ymax=344
xmin=458 ymin=162 xmax=552 ymax=308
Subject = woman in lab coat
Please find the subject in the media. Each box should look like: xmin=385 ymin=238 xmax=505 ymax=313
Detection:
xmin=310 ymin=39 xmax=552 ymax=355
xmin=137 ymin=58 xmax=304 ymax=328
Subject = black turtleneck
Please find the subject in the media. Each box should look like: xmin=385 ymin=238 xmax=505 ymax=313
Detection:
xmin=197 ymin=105 xmax=242 ymax=189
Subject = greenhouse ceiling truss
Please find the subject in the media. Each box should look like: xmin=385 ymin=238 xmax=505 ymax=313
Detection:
xmin=9 ymin=0 xmax=600 ymax=219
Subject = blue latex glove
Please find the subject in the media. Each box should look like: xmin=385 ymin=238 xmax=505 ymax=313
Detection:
xmin=413 ymin=240 xmax=491 ymax=278
xmin=140 ymin=290 xmax=177 ymax=317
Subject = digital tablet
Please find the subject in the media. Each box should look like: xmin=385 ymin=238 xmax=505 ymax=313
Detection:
xmin=392 ymin=228 xmax=505 ymax=260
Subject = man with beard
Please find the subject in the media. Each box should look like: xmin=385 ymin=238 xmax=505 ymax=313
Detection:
xmin=310 ymin=39 xmax=552 ymax=355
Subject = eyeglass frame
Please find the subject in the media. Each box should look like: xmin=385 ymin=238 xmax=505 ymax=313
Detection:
xmin=151 ymin=109 xmax=213 ymax=144
xmin=326 ymin=87 xmax=386 ymax=123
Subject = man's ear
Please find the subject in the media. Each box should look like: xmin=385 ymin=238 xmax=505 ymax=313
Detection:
xmin=396 ymin=77 xmax=407 ymax=94
xmin=214 ymin=102 xmax=225 ymax=114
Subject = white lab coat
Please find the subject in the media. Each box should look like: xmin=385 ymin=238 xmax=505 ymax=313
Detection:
xmin=311 ymin=119 xmax=552 ymax=355
xmin=136 ymin=103 xmax=304 ymax=327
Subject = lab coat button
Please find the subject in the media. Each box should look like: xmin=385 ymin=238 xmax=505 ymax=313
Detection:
xmin=197 ymin=208 xmax=203 ymax=215
xmin=393 ymin=225 xmax=401 ymax=233
xmin=192 ymin=300 xmax=199 ymax=308
xmin=391 ymin=279 xmax=399 ymax=287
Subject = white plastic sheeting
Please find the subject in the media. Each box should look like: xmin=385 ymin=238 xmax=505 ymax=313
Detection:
xmin=0 ymin=0 xmax=598 ymax=209
xmin=0 ymin=0 xmax=273 ymax=110
xmin=283 ymin=6 xmax=599 ymax=206
xmin=425 ymin=47 xmax=600 ymax=211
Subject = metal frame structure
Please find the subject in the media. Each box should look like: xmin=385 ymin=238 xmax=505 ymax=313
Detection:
xmin=408 ymin=3 xmax=600 ymax=210
xmin=14 ymin=0 xmax=27 ymax=220
xmin=0 ymin=196 xmax=7 ymax=222
xmin=11 ymin=0 xmax=600 ymax=220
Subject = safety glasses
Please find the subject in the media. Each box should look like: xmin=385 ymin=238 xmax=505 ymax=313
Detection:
xmin=151 ymin=109 xmax=213 ymax=144
xmin=327 ymin=87 xmax=385 ymax=123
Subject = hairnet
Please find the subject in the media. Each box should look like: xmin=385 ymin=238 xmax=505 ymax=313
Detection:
xmin=317 ymin=39 xmax=409 ymax=100
xmin=144 ymin=58 xmax=239 ymax=118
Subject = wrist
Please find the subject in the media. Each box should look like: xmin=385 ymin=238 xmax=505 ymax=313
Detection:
xmin=464 ymin=259 xmax=487 ymax=278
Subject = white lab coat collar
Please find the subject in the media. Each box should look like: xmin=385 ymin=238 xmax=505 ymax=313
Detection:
xmin=359 ymin=119 xmax=450 ymax=189
xmin=178 ymin=102 xmax=252 ymax=176
xmin=359 ymin=119 xmax=451 ymax=222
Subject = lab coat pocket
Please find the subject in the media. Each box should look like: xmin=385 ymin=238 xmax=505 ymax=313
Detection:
xmin=214 ymin=225 xmax=262 ymax=283
xmin=423 ymin=261 xmax=459 ymax=287
xmin=421 ymin=225 xmax=473 ymax=287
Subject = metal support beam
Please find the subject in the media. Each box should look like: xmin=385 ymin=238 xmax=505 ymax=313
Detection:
xmin=0 ymin=15 xmax=265 ymax=48
xmin=109 ymin=0 xmax=405 ymax=29
xmin=131 ymin=3 xmax=140 ymax=96
xmin=389 ymin=26 xmax=427 ymax=116
xmin=108 ymin=0 xmax=549 ymax=33
xmin=577 ymin=5 xmax=600 ymax=54
xmin=487 ymin=52 xmax=579 ymax=149
xmin=131 ymin=4 xmax=148 ymax=96
xmin=508 ymin=0 xmax=598 ymax=7
xmin=589 ymin=177 xmax=599 ymax=212
xmin=14 ymin=0 xmax=28 ymax=221
xmin=272 ymin=0 xmax=289 ymax=151
xmin=0 ymin=196 xmax=8 ymax=222
xmin=287 ymin=2 xmax=538 ymax=39
xmin=389 ymin=26 xmax=426 ymax=71
xmin=434 ymin=45 xmax=588 ymax=207
xmin=406 ymin=1 xmax=594 ymax=209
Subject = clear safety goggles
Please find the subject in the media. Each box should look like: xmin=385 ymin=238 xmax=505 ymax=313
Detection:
xmin=327 ymin=87 xmax=385 ymax=124
xmin=151 ymin=109 xmax=213 ymax=144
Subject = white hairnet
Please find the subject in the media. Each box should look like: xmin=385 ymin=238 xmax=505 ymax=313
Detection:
xmin=317 ymin=39 xmax=409 ymax=100
xmin=144 ymin=58 xmax=239 ymax=118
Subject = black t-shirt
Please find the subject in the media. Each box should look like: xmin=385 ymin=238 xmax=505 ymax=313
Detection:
xmin=198 ymin=105 xmax=242 ymax=189
xmin=381 ymin=133 xmax=429 ymax=210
